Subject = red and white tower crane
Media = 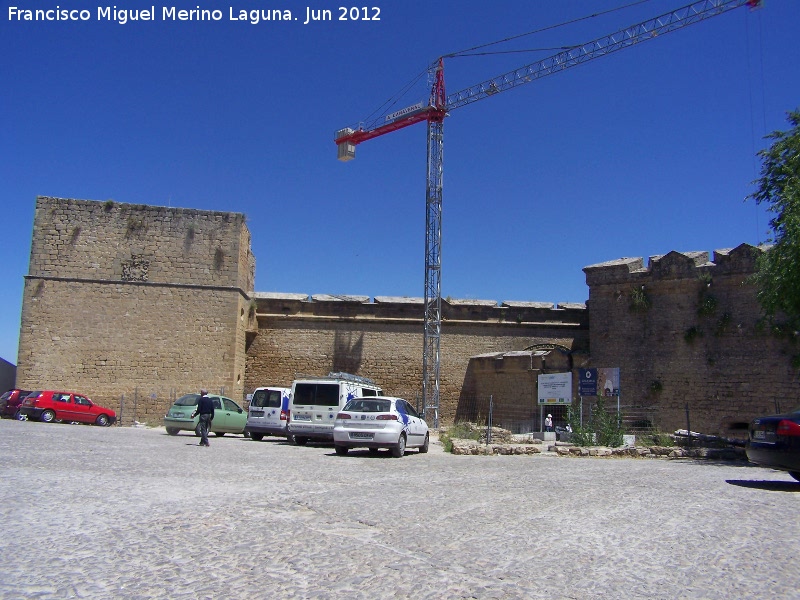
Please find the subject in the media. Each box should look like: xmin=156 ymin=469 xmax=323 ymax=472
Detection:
xmin=334 ymin=0 xmax=762 ymax=428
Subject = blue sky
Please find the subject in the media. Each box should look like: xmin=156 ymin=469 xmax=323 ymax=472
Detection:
xmin=2 ymin=0 xmax=798 ymax=364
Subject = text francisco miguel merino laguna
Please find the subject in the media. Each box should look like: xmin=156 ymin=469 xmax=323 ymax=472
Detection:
xmin=8 ymin=6 xmax=382 ymax=25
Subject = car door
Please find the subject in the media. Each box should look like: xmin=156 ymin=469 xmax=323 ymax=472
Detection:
xmin=209 ymin=397 xmax=224 ymax=431
xmin=261 ymin=389 xmax=284 ymax=431
xmin=71 ymin=395 xmax=95 ymax=423
xmin=53 ymin=392 xmax=75 ymax=421
xmin=398 ymin=400 xmax=426 ymax=446
xmin=222 ymin=397 xmax=246 ymax=433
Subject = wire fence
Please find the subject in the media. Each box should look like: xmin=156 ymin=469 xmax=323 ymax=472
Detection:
xmin=453 ymin=394 xmax=660 ymax=435
xmin=116 ymin=387 xmax=232 ymax=426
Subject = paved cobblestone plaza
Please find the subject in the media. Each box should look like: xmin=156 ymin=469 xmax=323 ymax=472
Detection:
xmin=1 ymin=420 xmax=798 ymax=599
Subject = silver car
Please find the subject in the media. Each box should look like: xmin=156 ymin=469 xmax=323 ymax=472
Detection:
xmin=333 ymin=396 xmax=429 ymax=457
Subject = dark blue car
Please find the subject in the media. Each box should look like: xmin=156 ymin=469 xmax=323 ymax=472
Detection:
xmin=746 ymin=406 xmax=800 ymax=481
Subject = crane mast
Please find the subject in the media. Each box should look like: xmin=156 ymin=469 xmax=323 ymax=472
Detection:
xmin=334 ymin=0 xmax=761 ymax=428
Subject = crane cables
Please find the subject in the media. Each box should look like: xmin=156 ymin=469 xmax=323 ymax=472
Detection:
xmin=353 ymin=0 xmax=657 ymax=131
xmin=445 ymin=0 xmax=657 ymax=59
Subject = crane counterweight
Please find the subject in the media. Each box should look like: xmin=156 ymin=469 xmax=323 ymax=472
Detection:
xmin=335 ymin=128 xmax=356 ymax=162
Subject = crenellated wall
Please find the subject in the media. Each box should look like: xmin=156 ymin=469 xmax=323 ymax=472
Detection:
xmin=584 ymin=244 xmax=799 ymax=434
xmin=16 ymin=197 xmax=799 ymax=434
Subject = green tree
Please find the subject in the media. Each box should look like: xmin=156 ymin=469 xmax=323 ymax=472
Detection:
xmin=750 ymin=109 xmax=800 ymax=329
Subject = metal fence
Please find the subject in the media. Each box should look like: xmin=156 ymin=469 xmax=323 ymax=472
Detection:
xmin=117 ymin=387 xmax=231 ymax=426
xmin=453 ymin=394 xmax=660 ymax=435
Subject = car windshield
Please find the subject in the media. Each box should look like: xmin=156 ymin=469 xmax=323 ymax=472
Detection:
xmin=175 ymin=394 xmax=200 ymax=407
xmin=343 ymin=399 xmax=391 ymax=413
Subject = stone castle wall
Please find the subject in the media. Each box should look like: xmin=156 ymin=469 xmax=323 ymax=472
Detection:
xmin=584 ymin=244 xmax=799 ymax=434
xmin=16 ymin=198 xmax=799 ymax=435
xmin=244 ymin=294 xmax=588 ymax=423
xmin=16 ymin=197 xmax=254 ymax=423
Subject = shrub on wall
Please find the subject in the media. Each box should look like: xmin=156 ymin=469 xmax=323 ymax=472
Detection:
xmin=629 ymin=286 xmax=651 ymax=312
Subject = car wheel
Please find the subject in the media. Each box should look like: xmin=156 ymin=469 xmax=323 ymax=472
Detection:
xmin=41 ymin=410 xmax=56 ymax=424
xmin=14 ymin=410 xmax=24 ymax=421
xmin=295 ymin=436 xmax=308 ymax=446
xmin=251 ymin=433 xmax=264 ymax=442
xmin=214 ymin=432 xmax=225 ymax=437
xmin=790 ymin=472 xmax=800 ymax=483
xmin=166 ymin=427 xmax=179 ymax=436
xmin=335 ymin=445 xmax=348 ymax=456
xmin=95 ymin=414 xmax=110 ymax=427
xmin=391 ymin=433 xmax=406 ymax=458
xmin=419 ymin=432 xmax=430 ymax=454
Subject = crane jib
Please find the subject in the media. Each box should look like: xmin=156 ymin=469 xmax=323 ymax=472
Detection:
xmin=444 ymin=0 xmax=762 ymax=111
xmin=336 ymin=0 xmax=759 ymax=145
xmin=334 ymin=106 xmax=446 ymax=146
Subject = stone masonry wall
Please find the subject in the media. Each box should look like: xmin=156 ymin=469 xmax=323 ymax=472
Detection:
xmin=245 ymin=294 xmax=588 ymax=424
xmin=27 ymin=197 xmax=252 ymax=288
xmin=584 ymin=244 xmax=800 ymax=435
xmin=20 ymin=197 xmax=798 ymax=436
xmin=17 ymin=197 xmax=253 ymax=423
xmin=458 ymin=349 xmax=577 ymax=433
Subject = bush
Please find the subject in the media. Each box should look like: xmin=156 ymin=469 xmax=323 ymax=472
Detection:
xmin=637 ymin=430 xmax=674 ymax=447
xmin=566 ymin=399 xmax=624 ymax=448
xmin=440 ymin=422 xmax=482 ymax=453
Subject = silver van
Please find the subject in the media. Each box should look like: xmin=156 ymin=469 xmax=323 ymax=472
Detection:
xmin=287 ymin=372 xmax=383 ymax=445
xmin=245 ymin=386 xmax=291 ymax=441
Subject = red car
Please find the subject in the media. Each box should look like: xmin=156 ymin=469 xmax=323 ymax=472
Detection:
xmin=20 ymin=391 xmax=117 ymax=426
xmin=0 ymin=389 xmax=32 ymax=419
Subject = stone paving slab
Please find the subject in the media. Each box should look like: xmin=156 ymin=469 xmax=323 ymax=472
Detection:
xmin=1 ymin=419 xmax=798 ymax=599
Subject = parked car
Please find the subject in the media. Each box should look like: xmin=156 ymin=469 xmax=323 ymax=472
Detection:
xmin=245 ymin=386 xmax=291 ymax=441
xmin=19 ymin=390 xmax=117 ymax=426
xmin=0 ymin=389 xmax=32 ymax=419
xmin=746 ymin=406 xmax=800 ymax=481
xmin=333 ymin=396 xmax=429 ymax=457
xmin=164 ymin=393 xmax=248 ymax=437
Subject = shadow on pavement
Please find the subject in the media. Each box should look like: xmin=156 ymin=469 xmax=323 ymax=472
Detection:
xmin=726 ymin=479 xmax=800 ymax=492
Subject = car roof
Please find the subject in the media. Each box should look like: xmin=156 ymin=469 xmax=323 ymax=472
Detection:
xmin=346 ymin=396 xmax=405 ymax=403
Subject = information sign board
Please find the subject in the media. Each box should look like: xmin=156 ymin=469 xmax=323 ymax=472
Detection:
xmin=538 ymin=372 xmax=573 ymax=405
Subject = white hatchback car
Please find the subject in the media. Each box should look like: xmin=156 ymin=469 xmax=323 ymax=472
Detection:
xmin=333 ymin=396 xmax=429 ymax=457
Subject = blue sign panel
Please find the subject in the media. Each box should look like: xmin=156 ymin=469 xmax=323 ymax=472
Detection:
xmin=578 ymin=368 xmax=598 ymax=396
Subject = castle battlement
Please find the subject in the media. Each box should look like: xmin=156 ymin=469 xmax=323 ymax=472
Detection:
xmin=251 ymin=292 xmax=587 ymax=326
xmin=583 ymin=243 xmax=767 ymax=287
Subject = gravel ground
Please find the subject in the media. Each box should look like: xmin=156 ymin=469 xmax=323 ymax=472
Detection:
xmin=1 ymin=418 xmax=798 ymax=599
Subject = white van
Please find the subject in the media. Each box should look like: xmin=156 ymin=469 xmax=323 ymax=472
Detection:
xmin=287 ymin=372 xmax=383 ymax=445
xmin=245 ymin=386 xmax=291 ymax=441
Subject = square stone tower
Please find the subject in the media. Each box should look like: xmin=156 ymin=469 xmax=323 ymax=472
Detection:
xmin=17 ymin=197 xmax=255 ymax=423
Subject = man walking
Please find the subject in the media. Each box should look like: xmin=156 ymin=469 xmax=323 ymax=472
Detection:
xmin=192 ymin=389 xmax=215 ymax=447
